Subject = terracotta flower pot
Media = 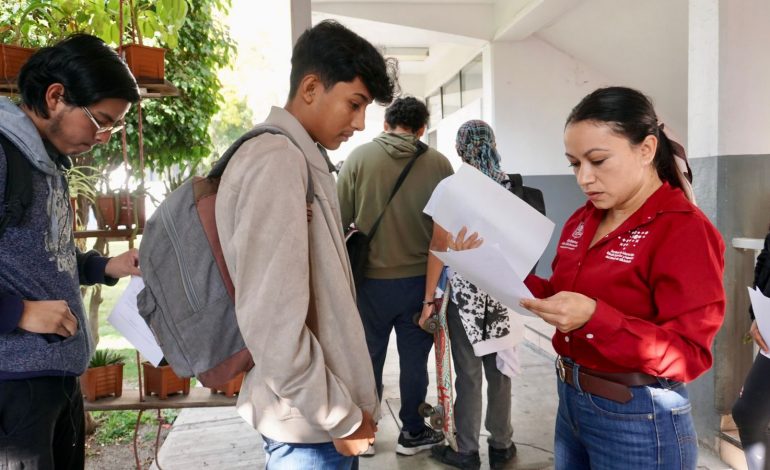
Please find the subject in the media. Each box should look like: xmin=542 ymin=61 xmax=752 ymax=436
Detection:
xmin=208 ymin=372 xmax=245 ymax=398
xmin=119 ymin=44 xmax=165 ymax=81
xmin=0 ymin=44 xmax=35 ymax=81
xmin=95 ymin=192 xmax=145 ymax=230
xmin=80 ymin=364 xmax=124 ymax=402
xmin=142 ymin=362 xmax=190 ymax=400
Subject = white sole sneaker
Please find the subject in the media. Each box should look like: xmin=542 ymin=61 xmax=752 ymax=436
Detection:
xmin=395 ymin=442 xmax=441 ymax=456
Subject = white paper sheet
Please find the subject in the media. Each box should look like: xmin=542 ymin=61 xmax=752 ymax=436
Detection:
xmin=429 ymin=164 xmax=555 ymax=314
xmin=434 ymin=245 xmax=535 ymax=317
xmin=107 ymin=276 xmax=164 ymax=366
xmin=431 ymin=164 xmax=555 ymax=278
xmin=747 ymin=286 xmax=770 ymax=359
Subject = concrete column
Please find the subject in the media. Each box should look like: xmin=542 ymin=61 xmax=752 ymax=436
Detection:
xmin=687 ymin=0 xmax=770 ymax=450
xmin=290 ymin=0 xmax=312 ymax=45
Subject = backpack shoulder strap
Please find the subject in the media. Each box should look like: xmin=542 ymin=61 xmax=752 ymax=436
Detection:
xmin=208 ymin=125 xmax=314 ymax=206
xmin=0 ymin=133 xmax=33 ymax=238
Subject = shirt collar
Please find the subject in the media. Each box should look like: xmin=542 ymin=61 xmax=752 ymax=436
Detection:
xmin=264 ymin=106 xmax=331 ymax=173
xmin=583 ymin=182 xmax=694 ymax=238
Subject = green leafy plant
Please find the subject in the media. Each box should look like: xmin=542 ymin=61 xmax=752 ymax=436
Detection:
xmin=89 ymin=349 xmax=125 ymax=368
xmin=1 ymin=0 xmax=189 ymax=49
xmin=67 ymin=165 xmax=101 ymax=203
xmin=90 ymin=0 xmax=236 ymax=184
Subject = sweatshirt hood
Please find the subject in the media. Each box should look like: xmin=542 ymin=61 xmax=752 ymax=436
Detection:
xmin=373 ymin=132 xmax=420 ymax=159
xmin=0 ymin=97 xmax=57 ymax=176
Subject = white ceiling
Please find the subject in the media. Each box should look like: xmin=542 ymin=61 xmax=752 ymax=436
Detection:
xmin=312 ymin=0 xmax=689 ymax=137
xmin=534 ymin=0 xmax=689 ymax=137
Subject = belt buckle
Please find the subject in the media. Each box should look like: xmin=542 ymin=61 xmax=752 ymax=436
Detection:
xmin=556 ymin=357 xmax=566 ymax=382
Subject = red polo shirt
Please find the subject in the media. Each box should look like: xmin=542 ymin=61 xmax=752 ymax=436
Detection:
xmin=526 ymin=183 xmax=725 ymax=383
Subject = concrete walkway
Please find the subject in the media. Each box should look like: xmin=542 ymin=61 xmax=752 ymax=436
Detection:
xmin=151 ymin=322 xmax=732 ymax=469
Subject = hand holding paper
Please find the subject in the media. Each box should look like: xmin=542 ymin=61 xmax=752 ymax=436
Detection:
xmin=430 ymin=164 xmax=555 ymax=315
xmin=519 ymin=291 xmax=597 ymax=333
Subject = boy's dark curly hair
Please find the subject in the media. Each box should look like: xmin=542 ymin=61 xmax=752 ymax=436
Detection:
xmin=289 ymin=20 xmax=399 ymax=106
xmin=384 ymin=96 xmax=429 ymax=133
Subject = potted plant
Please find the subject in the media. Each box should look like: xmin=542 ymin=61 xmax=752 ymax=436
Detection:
xmin=208 ymin=372 xmax=245 ymax=398
xmin=0 ymin=42 xmax=35 ymax=82
xmin=0 ymin=5 xmax=42 ymax=83
xmin=80 ymin=349 xmax=125 ymax=402
xmin=67 ymin=165 xmax=101 ymax=231
xmin=142 ymin=359 xmax=190 ymax=400
xmin=86 ymin=0 xmax=190 ymax=81
xmin=95 ymin=188 xmax=146 ymax=231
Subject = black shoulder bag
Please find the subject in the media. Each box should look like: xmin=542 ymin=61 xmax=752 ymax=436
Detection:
xmin=506 ymin=173 xmax=546 ymax=216
xmin=346 ymin=141 xmax=428 ymax=287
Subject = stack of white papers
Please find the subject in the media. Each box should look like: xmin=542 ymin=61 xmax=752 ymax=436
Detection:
xmin=430 ymin=164 xmax=555 ymax=316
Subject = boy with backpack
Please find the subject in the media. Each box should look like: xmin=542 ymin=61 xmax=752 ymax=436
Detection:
xmin=215 ymin=21 xmax=398 ymax=467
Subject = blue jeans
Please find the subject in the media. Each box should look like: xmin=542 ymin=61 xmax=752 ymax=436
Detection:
xmin=262 ymin=435 xmax=358 ymax=469
xmin=356 ymin=275 xmax=434 ymax=433
xmin=555 ymin=363 xmax=698 ymax=470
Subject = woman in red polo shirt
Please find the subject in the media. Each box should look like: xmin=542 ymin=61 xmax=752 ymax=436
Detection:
xmin=454 ymin=87 xmax=725 ymax=469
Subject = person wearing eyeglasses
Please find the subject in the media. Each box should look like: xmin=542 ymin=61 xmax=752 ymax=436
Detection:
xmin=0 ymin=34 xmax=141 ymax=469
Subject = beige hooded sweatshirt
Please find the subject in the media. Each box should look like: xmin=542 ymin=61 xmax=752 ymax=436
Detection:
xmin=215 ymin=107 xmax=379 ymax=443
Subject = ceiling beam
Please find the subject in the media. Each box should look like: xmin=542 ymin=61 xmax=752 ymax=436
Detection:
xmin=493 ymin=0 xmax=582 ymax=41
xmin=312 ymin=2 xmax=497 ymax=40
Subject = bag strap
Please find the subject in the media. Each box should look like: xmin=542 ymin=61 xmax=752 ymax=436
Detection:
xmin=506 ymin=173 xmax=524 ymax=199
xmin=209 ymin=125 xmax=314 ymax=206
xmin=0 ymin=133 xmax=33 ymax=238
xmin=367 ymin=140 xmax=429 ymax=240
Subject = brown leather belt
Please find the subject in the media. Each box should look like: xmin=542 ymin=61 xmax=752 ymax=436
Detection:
xmin=556 ymin=357 xmax=658 ymax=403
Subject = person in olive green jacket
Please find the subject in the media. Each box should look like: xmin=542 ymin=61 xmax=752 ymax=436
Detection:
xmin=337 ymin=97 xmax=454 ymax=456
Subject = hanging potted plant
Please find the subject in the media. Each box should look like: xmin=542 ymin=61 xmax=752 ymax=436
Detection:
xmin=80 ymin=349 xmax=125 ymax=402
xmin=142 ymin=359 xmax=190 ymax=400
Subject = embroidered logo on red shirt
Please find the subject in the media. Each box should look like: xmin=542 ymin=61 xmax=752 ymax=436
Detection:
xmin=559 ymin=222 xmax=584 ymax=251
xmin=605 ymin=229 xmax=649 ymax=264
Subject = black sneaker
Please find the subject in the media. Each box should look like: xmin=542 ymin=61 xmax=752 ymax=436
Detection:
xmin=395 ymin=427 xmax=445 ymax=455
xmin=430 ymin=445 xmax=481 ymax=470
xmin=488 ymin=442 xmax=517 ymax=469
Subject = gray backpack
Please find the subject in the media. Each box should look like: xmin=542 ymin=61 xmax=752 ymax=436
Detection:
xmin=137 ymin=125 xmax=314 ymax=387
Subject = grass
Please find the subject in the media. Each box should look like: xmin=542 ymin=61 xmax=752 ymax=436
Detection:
xmin=91 ymin=409 xmax=179 ymax=445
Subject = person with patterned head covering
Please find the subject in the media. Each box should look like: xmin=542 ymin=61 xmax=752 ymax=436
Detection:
xmin=422 ymin=119 xmax=520 ymax=470
xmin=455 ymin=120 xmax=508 ymax=184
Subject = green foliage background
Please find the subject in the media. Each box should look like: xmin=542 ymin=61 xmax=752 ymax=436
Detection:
xmin=1 ymin=0 xmax=238 ymax=190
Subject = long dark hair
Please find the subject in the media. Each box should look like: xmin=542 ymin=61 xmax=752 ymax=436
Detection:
xmin=565 ymin=86 xmax=683 ymax=190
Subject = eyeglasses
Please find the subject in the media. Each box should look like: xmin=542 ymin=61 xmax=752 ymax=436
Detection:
xmin=80 ymin=106 xmax=125 ymax=135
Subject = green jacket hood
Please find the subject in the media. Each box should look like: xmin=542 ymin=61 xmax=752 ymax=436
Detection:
xmin=373 ymin=132 xmax=419 ymax=159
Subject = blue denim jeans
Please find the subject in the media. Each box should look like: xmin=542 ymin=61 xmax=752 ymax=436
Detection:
xmin=554 ymin=363 xmax=698 ymax=470
xmin=356 ymin=275 xmax=434 ymax=433
xmin=262 ymin=435 xmax=359 ymax=469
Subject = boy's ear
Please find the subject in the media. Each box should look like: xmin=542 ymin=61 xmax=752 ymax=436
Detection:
xmin=298 ymin=74 xmax=323 ymax=105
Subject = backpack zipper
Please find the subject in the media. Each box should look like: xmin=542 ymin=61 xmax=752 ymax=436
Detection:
xmin=160 ymin=203 xmax=202 ymax=311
